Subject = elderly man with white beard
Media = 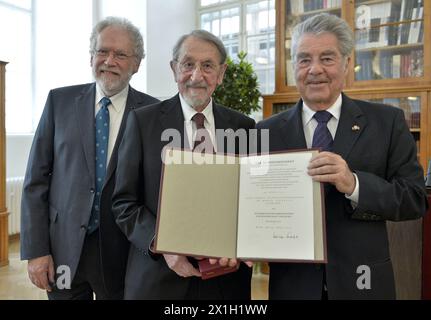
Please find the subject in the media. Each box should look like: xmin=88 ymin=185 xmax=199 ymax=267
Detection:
xmin=112 ymin=29 xmax=255 ymax=299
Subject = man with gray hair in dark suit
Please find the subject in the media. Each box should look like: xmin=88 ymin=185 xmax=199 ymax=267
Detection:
xmin=257 ymin=13 xmax=427 ymax=300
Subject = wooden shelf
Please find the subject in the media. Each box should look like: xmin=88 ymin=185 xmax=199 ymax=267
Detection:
xmin=293 ymin=6 xmax=341 ymax=17
xmin=355 ymin=43 xmax=423 ymax=53
xmin=354 ymin=19 xmax=424 ymax=30
xmin=356 ymin=0 xmax=396 ymax=6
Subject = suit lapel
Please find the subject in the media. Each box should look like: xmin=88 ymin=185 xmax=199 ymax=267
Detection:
xmin=159 ymin=94 xmax=188 ymax=149
xmin=213 ymin=104 xmax=233 ymax=152
xmin=75 ymin=84 xmax=96 ymax=185
xmin=332 ymin=94 xmax=367 ymax=160
xmin=105 ymin=86 xmax=144 ymax=183
xmin=278 ymin=101 xmax=307 ymax=150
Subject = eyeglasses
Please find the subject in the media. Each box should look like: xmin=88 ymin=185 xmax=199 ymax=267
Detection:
xmin=175 ymin=60 xmax=221 ymax=74
xmin=94 ymin=49 xmax=135 ymax=61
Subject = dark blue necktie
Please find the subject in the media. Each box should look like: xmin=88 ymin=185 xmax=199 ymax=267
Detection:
xmin=312 ymin=111 xmax=333 ymax=151
xmin=87 ymin=97 xmax=110 ymax=234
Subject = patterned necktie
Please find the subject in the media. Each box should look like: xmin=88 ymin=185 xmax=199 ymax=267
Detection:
xmin=312 ymin=111 xmax=333 ymax=151
xmin=192 ymin=112 xmax=214 ymax=153
xmin=87 ymin=97 xmax=110 ymax=234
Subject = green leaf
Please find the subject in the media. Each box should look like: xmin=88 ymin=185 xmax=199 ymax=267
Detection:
xmin=213 ymin=51 xmax=261 ymax=115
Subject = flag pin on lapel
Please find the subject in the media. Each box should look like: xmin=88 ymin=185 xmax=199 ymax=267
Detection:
xmin=352 ymin=125 xmax=360 ymax=131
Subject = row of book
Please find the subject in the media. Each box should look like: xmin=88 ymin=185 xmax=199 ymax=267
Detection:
xmin=355 ymin=0 xmax=423 ymax=49
xmin=355 ymin=0 xmax=423 ymax=25
xmin=273 ymin=103 xmax=295 ymax=115
xmin=355 ymin=21 xmax=423 ymax=50
xmin=397 ymin=0 xmax=423 ymax=45
xmin=290 ymin=0 xmax=341 ymax=14
xmin=355 ymin=49 xmax=423 ymax=81
xmin=386 ymin=97 xmax=420 ymax=129
xmin=370 ymin=97 xmax=421 ymax=129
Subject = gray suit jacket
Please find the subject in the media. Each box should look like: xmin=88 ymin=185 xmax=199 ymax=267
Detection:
xmin=20 ymin=83 xmax=159 ymax=294
xmin=257 ymin=94 xmax=428 ymax=299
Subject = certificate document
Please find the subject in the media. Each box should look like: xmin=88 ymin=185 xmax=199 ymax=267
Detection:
xmin=155 ymin=149 xmax=327 ymax=263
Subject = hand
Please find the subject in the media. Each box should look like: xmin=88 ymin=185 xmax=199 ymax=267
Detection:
xmin=163 ymin=254 xmax=201 ymax=278
xmin=307 ymin=151 xmax=356 ymax=195
xmin=208 ymin=257 xmax=253 ymax=268
xmin=27 ymin=255 xmax=55 ymax=292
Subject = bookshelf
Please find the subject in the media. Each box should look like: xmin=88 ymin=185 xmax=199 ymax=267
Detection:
xmin=265 ymin=0 xmax=430 ymax=171
xmin=353 ymin=0 xmax=426 ymax=84
xmin=263 ymin=0 xmax=430 ymax=299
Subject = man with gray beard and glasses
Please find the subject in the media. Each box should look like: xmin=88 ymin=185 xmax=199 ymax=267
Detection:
xmin=112 ymin=29 xmax=255 ymax=299
xmin=21 ymin=16 xmax=158 ymax=300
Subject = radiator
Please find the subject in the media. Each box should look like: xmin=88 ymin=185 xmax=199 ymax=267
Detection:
xmin=6 ymin=177 xmax=24 ymax=235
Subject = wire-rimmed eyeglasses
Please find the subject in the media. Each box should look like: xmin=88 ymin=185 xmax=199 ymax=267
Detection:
xmin=174 ymin=60 xmax=222 ymax=74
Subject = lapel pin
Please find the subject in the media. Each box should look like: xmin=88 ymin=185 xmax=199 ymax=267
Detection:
xmin=352 ymin=125 xmax=360 ymax=131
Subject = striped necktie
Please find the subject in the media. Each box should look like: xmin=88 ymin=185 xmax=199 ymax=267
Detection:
xmin=312 ymin=111 xmax=333 ymax=151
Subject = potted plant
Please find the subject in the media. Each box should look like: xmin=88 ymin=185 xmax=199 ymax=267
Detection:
xmin=213 ymin=51 xmax=261 ymax=115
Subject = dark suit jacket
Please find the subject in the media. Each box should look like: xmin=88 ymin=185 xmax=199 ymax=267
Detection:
xmin=20 ymin=83 xmax=159 ymax=295
xmin=112 ymin=94 xmax=255 ymax=299
xmin=256 ymin=94 xmax=427 ymax=300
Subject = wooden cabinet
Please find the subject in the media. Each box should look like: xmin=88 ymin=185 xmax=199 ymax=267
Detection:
xmin=265 ymin=0 xmax=431 ymax=171
xmin=0 ymin=61 xmax=7 ymax=267
xmin=264 ymin=0 xmax=431 ymax=299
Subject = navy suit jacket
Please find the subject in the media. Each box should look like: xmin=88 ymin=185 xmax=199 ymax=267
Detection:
xmin=21 ymin=83 xmax=159 ymax=295
xmin=256 ymin=94 xmax=427 ymax=299
xmin=112 ymin=94 xmax=255 ymax=299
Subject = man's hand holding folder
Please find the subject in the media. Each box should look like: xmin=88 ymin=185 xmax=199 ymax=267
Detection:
xmin=199 ymin=258 xmax=253 ymax=280
xmin=163 ymin=254 xmax=253 ymax=280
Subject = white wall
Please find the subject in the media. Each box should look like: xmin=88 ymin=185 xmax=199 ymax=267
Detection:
xmin=7 ymin=0 xmax=197 ymax=178
xmin=34 ymin=0 xmax=94 ymax=129
xmin=6 ymin=135 xmax=33 ymax=178
xmin=145 ymin=0 xmax=197 ymax=100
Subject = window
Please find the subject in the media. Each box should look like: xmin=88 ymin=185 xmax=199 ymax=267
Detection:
xmin=0 ymin=0 xmax=93 ymax=134
xmin=199 ymin=0 xmax=275 ymax=96
xmin=1 ymin=0 xmax=150 ymax=134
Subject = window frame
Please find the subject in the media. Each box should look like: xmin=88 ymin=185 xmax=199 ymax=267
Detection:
xmin=0 ymin=0 xmax=100 ymax=134
xmin=197 ymin=0 xmax=275 ymax=95
xmin=0 ymin=0 xmax=35 ymax=134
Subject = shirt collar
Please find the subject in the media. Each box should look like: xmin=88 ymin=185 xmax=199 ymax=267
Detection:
xmin=96 ymin=84 xmax=129 ymax=114
xmin=179 ymin=94 xmax=214 ymax=124
xmin=302 ymin=94 xmax=342 ymax=125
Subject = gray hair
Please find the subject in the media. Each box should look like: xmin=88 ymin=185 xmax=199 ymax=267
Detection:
xmin=172 ymin=29 xmax=227 ymax=64
xmin=291 ymin=13 xmax=354 ymax=63
xmin=90 ymin=16 xmax=145 ymax=60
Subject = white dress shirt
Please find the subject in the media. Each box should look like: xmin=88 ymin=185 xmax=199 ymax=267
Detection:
xmin=95 ymin=84 xmax=128 ymax=165
xmin=301 ymin=94 xmax=359 ymax=203
xmin=179 ymin=94 xmax=217 ymax=152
